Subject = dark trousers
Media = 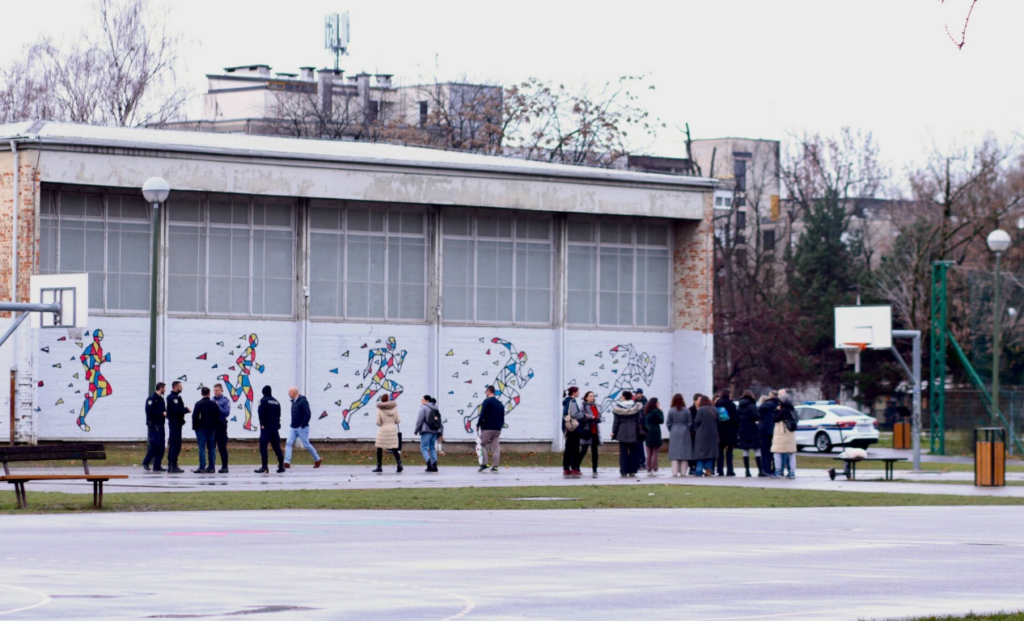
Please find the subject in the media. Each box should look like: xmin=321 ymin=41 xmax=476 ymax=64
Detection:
xmin=717 ymin=444 xmax=735 ymax=475
xmin=760 ymin=433 xmax=775 ymax=474
xmin=579 ymin=443 xmax=599 ymax=473
xmin=618 ymin=441 xmax=640 ymax=475
xmin=195 ymin=429 xmax=216 ymax=470
xmin=216 ymin=421 xmax=229 ymax=467
xmin=143 ymin=423 xmax=165 ymax=468
xmin=167 ymin=422 xmax=183 ymax=467
xmin=376 ymin=447 xmax=401 ymax=467
xmin=562 ymin=432 xmax=581 ymax=471
xmin=259 ymin=429 xmax=284 ymax=469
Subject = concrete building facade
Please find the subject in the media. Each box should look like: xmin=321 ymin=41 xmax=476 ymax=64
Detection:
xmin=0 ymin=121 xmax=715 ymax=445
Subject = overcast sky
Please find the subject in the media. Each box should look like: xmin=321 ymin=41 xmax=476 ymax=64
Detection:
xmin=2 ymin=0 xmax=1020 ymax=177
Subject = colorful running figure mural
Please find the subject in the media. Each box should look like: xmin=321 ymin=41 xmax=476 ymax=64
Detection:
xmin=219 ymin=333 xmax=265 ymax=431
xmin=462 ymin=337 xmax=534 ymax=432
xmin=341 ymin=337 xmax=407 ymax=431
xmin=77 ymin=329 xmax=112 ymax=432
xmin=599 ymin=344 xmax=656 ymax=415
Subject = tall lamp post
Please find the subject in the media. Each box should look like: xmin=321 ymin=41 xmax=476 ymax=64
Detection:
xmin=987 ymin=229 xmax=1011 ymax=420
xmin=142 ymin=177 xmax=170 ymax=392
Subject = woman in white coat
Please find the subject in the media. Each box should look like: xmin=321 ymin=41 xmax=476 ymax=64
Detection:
xmin=373 ymin=394 xmax=403 ymax=473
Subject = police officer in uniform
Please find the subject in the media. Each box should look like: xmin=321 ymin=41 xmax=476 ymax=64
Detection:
xmin=142 ymin=382 xmax=167 ymax=472
xmin=166 ymin=381 xmax=190 ymax=474
xmin=255 ymin=385 xmax=286 ymax=474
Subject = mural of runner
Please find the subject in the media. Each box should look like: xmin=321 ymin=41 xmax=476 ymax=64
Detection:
xmin=341 ymin=336 xmax=407 ymax=431
xmin=462 ymin=337 xmax=534 ymax=433
xmin=77 ymin=329 xmax=112 ymax=432
xmin=219 ymin=333 xmax=265 ymax=431
xmin=598 ymin=344 xmax=656 ymax=415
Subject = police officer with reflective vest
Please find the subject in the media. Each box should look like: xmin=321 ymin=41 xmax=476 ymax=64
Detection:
xmin=166 ymin=380 xmax=190 ymax=474
xmin=142 ymin=383 xmax=167 ymax=472
xmin=255 ymin=385 xmax=286 ymax=474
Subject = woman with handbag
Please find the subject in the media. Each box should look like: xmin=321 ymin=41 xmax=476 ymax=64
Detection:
xmin=373 ymin=394 xmax=403 ymax=473
xmin=578 ymin=391 xmax=602 ymax=475
xmin=643 ymin=397 xmax=664 ymax=474
xmin=561 ymin=387 xmax=585 ymax=476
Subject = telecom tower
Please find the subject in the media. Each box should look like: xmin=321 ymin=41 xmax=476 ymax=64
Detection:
xmin=324 ymin=12 xmax=350 ymax=71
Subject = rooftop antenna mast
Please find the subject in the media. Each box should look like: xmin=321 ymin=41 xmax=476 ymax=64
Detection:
xmin=324 ymin=12 xmax=350 ymax=71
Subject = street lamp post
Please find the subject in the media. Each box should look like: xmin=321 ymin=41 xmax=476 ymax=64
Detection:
xmin=987 ymin=229 xmax=1011 ymax=421
xmin=142 ymin=177 xmax=170 ymax=392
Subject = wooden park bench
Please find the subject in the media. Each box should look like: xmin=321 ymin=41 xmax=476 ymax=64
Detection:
xmin=0 ymin=443 xmax=128 ymax=509
xmin=832 ymin=456 xmax=907 ymax=481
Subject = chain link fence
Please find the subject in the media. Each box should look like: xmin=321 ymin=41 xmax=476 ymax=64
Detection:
xmin=937 ymin=388 xmax=1023 ymax=456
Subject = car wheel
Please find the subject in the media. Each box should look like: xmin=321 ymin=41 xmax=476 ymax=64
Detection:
xmin=815 ymin=432 xmax=833 ymax=453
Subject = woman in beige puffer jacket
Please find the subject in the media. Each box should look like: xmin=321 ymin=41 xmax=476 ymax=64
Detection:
xmin=373 ymin=395 xmax=403 ymax=473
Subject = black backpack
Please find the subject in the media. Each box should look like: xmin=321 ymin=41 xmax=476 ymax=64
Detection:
xmin=426 ymin=407 xmax=443 ymax=431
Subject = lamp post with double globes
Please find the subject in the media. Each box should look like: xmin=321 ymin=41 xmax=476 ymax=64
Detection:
xmin=987 ymin=229 xmax=1011 ymax=419
xmin=142 ymin=177 xmax=170 ymax=392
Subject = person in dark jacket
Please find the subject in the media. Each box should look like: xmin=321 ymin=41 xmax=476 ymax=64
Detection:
xmin=577 ymin=391 xmax=602 ymax=475
xmin=735 ymin=390 xmax=763 ymax=477
xmin=772 ymin=392 xmax=798 ymax=478
xmin=285 ymin=387 xmax=322 ymax=468
xmin=692 ymin=396 xmax=720 ymax=476
xmin=757 ymin=391 xmax=779 ymax=475
xmin=634 ymin=388 xmax=649 ymax=468
xmin=687 ymin=393 xmax=703 ymax=474
xmin=561 ymin=387 xmax=585 ymax=476
xmin=715 ymin=389 xmax=739 ymax=476
xmin=166 ymin=381 xmax=189 ymax=474
xmin=611 ymin=390 xmax=644 ymax=477
xmin=415 ymin=396 xmax=443 ymax=473
xmin=644 ymin=397 xmax=664 ymax=474
xmin=476 ymin=385 xmax=505 ymax=472
xmin=255 ymin=385 xmax=285 ymax=474
xmin=212 ymin=383 xmax=231 ymax=473
xmin=191 ymin=387 xmax=220 ymax=473
xmin=142 ymin=383 xmax=167 ymax=472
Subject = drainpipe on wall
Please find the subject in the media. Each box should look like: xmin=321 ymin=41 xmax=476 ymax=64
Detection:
xmin=9 ymin=140 xmax=19 ymax=444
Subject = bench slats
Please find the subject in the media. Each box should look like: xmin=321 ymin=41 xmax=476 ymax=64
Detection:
xmin=1 ymin=475 xmax=128 ymax=481
xmin=1 ymin=451 xmax=107 ymax=463
xmin=0 ymin=443 xmax=105 ymax=456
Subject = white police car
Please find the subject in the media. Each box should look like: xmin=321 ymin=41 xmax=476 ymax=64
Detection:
xmin=794 ymin=401 xmax=879 ymax=453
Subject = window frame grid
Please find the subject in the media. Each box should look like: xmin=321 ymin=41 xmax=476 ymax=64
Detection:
xmin=566 ymin=217 xmax=673 ymax=330
xmin=40 ymin=189 xmax=153 ymax=315
xmin=441 ymin=210 xmax=554 ymax=327
xmin=308 ymin=203 xmax=429 ymax=323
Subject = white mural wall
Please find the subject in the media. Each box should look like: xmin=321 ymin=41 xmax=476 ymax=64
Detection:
xmin=28 ymin=320 xmax=711 ymax=442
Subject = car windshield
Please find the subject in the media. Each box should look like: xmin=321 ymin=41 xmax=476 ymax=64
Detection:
xmin=828 ymin=406 xmax=868 ymax=418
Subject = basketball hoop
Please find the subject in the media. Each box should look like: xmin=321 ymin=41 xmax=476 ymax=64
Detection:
xmin=841 ymin=342 xmax=867 ymax=365
xmin=67 ymin=326 xmax=84 ymax=341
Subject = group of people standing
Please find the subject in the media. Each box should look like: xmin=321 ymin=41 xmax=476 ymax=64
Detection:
xmin=141 ymin=382 xmax=322 ymax=474
xmin=562 ymin=386 xmax=801 ymax=479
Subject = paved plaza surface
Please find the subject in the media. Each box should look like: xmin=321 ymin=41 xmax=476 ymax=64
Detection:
xmin=2 ymin=506 xmax=1024 ymax=620
xmin=11 ymin=463 xmax=1024 ymax=498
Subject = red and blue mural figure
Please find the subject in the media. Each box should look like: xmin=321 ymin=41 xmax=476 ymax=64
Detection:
xmin=341 ymin=337 xmax=406 ymax=431
xmin=463 ymin=337 xmax=534 ymax=432
xmin=77 ymin=329 xmax=112 ymax=432
xmin=219 ymin=333 xmax=264 ymax=431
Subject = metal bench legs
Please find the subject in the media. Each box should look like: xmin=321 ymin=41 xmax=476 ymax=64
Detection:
xmin=92 ymin=480 xmax=104 ymax=508
xmin=12 ymin=482 xmax=27 ymax=509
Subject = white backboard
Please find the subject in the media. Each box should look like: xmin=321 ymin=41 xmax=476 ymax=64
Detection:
xmin=835 ymin=305 xmax=892 ymax=349
xmin=30 ymin=273 xmax=89 ymax=329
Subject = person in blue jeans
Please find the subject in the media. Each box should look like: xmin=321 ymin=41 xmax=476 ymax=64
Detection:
xmin=285 ymin=387 xmax=322 ymax=468
xmin=191 ymin=386 xmax=220 ymax=473
xmin=415 ymin=395 xmax=443 ymax=473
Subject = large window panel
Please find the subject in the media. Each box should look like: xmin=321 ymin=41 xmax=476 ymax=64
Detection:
xmin=441 ymin=211 xmax=552 ymax=325
xmin=308 ymin=202 xmax=427 ymax=321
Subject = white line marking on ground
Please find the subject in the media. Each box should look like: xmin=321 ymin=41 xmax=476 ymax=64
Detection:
xmin=0 ymin=584 xmax=52 ymax=616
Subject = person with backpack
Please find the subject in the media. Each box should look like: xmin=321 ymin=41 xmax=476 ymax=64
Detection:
xmin=577 ymin=391 xmax=602 ymax=475
xmin=415 ymin=395 xmax=443 ymax=473
xmin=692 ymin=395 xmax=720 ymax=476
xmin=561 ymin=387 xmax=585 ymax=476
xmin=771 ymin=391 xmax=798 ymax=479
xmin=735 ymin=390 xmax=763 ymax=477
xmin=715 ymin=389 xmax=739 ymax=476
xmin=643 ymin=397 xmax=664 ymax=475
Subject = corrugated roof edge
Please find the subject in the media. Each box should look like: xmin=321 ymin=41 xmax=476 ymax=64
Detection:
xmin=0 ymin=120 xmax=718 ymax=190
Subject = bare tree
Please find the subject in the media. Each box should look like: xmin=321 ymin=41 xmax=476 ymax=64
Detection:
xmin=0 ymin=0 xmax=190 ymax=127
xmin=266 ymin=89 xmax=359 ymax=140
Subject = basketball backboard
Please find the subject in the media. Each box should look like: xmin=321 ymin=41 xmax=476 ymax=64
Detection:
xmin=835 ymin=305 xmax=892 ymax=350
xmin=30 ymin=273 xmax=89 ymax=331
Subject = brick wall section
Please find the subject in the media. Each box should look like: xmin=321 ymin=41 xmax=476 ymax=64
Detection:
xmin=672 ymin=192 xmax=714 ymax=333
xmin=0 ymin=150 xmax=41 ymax=315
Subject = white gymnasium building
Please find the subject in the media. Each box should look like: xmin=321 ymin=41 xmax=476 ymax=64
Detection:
xmin=0 ymin=121 xmax=715 ymax=447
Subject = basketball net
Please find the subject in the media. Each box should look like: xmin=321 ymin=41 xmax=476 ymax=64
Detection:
xmin=841 ymin=342 xmax=867 ymax=366
xmin=66 ymin=326 xmax=84 ymax=341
